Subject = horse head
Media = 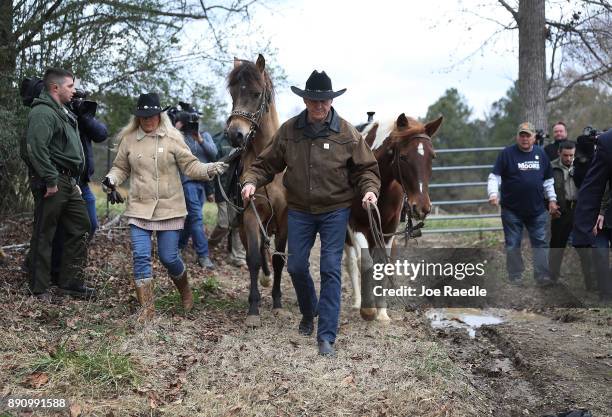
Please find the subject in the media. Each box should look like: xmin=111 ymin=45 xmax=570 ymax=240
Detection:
xmin=387 ymin=113 xmax=442 ymax=221
xmin=226 ymin=54 xmax=274 ymax=149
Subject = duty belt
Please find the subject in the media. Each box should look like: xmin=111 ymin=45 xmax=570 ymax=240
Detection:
xmin=54 ymin=163 xmax=74 ymax=177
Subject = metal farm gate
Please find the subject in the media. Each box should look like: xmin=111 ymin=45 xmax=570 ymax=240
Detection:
xmin=424 ymin=146 xmax=505 ymax=234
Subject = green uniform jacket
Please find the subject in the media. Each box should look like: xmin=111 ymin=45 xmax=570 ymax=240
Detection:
xmin=242 ymin=108 xmax=381 ymax=214
xmin=26 ymin=91 xmax=84 ymax=187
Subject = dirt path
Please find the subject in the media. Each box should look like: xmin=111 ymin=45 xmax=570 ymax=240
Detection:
xmin=0 ymin=221 xmax=610 ymax=416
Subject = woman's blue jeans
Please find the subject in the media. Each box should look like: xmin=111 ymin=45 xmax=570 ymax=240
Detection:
xmin=130 ymin=225 xmax=185 ymax=280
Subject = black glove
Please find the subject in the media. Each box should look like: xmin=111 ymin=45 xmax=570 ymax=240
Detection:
xmin=102 ymin=177 xmax=124 ymax=204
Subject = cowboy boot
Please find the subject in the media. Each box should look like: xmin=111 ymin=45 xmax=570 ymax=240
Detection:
xmin=134 ymin=279 xmax=155 ymax=322
xmin=171 ymin=269 xmax=194 ymax=312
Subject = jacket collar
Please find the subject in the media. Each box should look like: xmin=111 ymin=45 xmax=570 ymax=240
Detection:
xmin=137 ymin=126 xmax=167 ymax=141
xmin=551 ymin=157 xmax=572 ymax=171
xmin=295 ymin=107 xmax=340 ymax=133
xmin=33 ymin=90 xmax=76 ymax=125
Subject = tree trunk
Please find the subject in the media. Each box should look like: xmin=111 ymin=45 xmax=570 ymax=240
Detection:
xmin=0 ymin=0 xmax=15 ymax=97
xmin=517 ymin=0 xmax=547 ymax=132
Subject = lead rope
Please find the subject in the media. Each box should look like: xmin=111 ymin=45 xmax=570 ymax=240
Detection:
xmin=365 ymin=201 xmax=411 ymax=308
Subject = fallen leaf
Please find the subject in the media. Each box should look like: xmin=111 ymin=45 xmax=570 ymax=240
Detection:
xmin=24 ymin=372 xmax=49 ymax=388
xmin=341 ymin=374 xmax=355 ymax=386
xmin=69 ymin=403 xmax=82 ymax=417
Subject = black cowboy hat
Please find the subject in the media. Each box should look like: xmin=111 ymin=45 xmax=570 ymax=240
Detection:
xmin=290 ymin=70 xmax=346 ymax=100
xmin=133 ymin=93 xmax=169 ymax=117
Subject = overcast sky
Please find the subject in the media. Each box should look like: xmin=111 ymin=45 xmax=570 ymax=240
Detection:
xmin=243 ymin=0 xmax=520 ymax=124
xmin=186 ymin=1 xmax=523 ymax=125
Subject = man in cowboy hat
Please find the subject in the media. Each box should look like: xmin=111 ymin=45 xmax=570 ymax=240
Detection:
xmin=24 ymin=67 xmax=95 ymax=300
xmin=241 ymin=70 xmax=381 ymax=356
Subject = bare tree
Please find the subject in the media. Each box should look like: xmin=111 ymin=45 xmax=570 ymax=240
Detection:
xmin=456 ymin=0 xmax=611 ymax=130
xmin=0 ymin=0 xmax=277 ymax=214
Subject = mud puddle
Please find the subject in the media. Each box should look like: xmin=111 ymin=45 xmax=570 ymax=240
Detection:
xmin=425 ymin=308 xmax=550 ymax=338
xmin=426 ymin=308 xmax=504 ymax=337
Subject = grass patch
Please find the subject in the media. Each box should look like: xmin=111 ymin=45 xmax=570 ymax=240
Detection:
xmin=412 ymin=343 xmax=458 ymax=381
xmin=425 ymin=217 xmax=502 ymax=229
xmin=30 ymin=345 xmax=141 ymax=391
xmin=203 ymin=202 xmax=218 ymax=229
xmin=155 ymin=279 xmax=246 ymax=312
xmin=201 ymin=276 xmax=221 ymax=292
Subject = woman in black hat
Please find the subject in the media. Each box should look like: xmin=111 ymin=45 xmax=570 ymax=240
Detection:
xmin=241 ymin=71 xmax=381 ymax=356
xmin=103 ymin=93 xmax=228 ymax=321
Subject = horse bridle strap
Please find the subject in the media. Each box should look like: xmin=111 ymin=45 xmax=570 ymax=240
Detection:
xmin=228 ymin=83 xmax=271 ymax=131
xmin=390 ymin=132 xmax=430 ymax=243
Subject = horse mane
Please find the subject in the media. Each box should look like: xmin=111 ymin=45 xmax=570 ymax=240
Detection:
xmin=226 ymin=60 xmax=275 ymax=98
xmin=367 ymin=117 xmax=426 ymax=150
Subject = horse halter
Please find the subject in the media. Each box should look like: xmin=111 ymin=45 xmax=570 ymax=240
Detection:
xmin=227 ymin=79 xmax=271 ymax=150
xmin=390 ymin=132 xmax=432 ymax=239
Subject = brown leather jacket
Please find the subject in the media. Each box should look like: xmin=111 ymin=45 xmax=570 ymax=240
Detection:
xmin=242 ymin=108 xmax=380 ymax=214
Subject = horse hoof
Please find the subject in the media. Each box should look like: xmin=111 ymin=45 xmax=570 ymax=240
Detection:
xmin=351 ymin=301 xmax=362 ymax=309
xmin=360 ymin=308 xmax=377 ymax=321
xmin=245 ymin=315 xmax=261 ymax=327
xmin=259 ymin=272 xmax=272 ymax=288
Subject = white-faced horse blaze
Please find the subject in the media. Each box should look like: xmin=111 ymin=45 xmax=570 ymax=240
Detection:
xmin=345 ymin=113 xmax=442 ymax=321
xmin=225 ymin=55 xmax=288 ymax=327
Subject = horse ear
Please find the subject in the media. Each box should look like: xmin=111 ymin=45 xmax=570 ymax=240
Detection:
xmin=233 ymin=57 xmax=242 ymax=68
xmin=396 ymin=113 xmax=409 ymax=128
xmin=425 ymin=116 xmax=443 ymax=137
xmin=256 ymin=54 xmax=266 ymax=73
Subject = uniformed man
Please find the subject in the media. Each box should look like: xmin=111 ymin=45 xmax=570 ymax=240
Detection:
xmin=25 ymin=68 xmax=94 ymax=300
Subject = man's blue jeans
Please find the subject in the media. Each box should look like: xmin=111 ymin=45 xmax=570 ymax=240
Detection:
xmin=287 ymin=207 xmax=350 ymax=344
xmin=179 ymin=181 xmax=209 ymax=258
xmin=501 ymin=208 xmax=550 ymax=283
xmin=130 ymin=225 xmax=185 ymax=280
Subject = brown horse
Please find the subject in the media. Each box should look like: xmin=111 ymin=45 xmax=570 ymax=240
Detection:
xmin=225 ymin=55 xmax=288 ymax=327
xmin=345 ymin=113 xmax=442 ymax=321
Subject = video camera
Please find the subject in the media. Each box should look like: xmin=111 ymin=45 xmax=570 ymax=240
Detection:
xmin=19 ymin=77 xmax=98 ymax=118
xmin=70 ymin=88 xmax=98 ymax=118
xmin=167 ymin=101 xmax=201 ymax=134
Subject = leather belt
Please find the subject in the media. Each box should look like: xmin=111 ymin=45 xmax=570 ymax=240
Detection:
xmin=54 ymin=163 xmax=75 ymax=177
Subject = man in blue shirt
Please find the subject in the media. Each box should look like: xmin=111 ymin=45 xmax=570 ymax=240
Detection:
xmin=487 ymin=122 xmax=559 ymax=286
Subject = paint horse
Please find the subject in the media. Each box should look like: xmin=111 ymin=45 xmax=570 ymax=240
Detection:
xmin=225 ymin=55 xmax=288 ymax=327
xmin=345 ymin=114 xmax=442 ymax=321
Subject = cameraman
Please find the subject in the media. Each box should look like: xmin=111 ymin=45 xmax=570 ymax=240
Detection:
xmin=174 ymin=106 xmax=218 ymax=269
xmin=573 ymin=129 xmax=612 ymax=302
xmin=50 ymin=86 xmax=108 ymax=284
